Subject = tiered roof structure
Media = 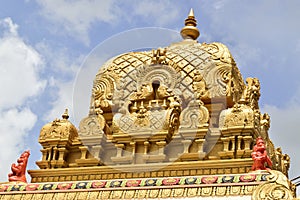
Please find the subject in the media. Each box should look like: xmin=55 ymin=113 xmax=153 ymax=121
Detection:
xmin=0 ymin=9 xmax=297 ymax=200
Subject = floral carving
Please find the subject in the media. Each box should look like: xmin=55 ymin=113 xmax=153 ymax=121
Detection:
xmin=252 ymin=170 xmax=295 ymax=200
xmin=179 ymin=99 xmax=209 ymax=129
xmin=78 ymin=114 xmax=105 ymax=136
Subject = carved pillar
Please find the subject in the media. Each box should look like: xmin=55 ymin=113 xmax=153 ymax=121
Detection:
xmin=156 ymin=141 xmax=166 ymax=156
xmin=36 ymin=149 xmax=50 ymax=169
xmin=218 ymin=136 xmax=235 ymax=159
xmin=243 ymin=136 xmax=253 ymax=157
xmin=111 ymin=143 xmax=134 ymax=164
xmin=130 ymin=142 xmax=136 ymax=156
xmin=56 ymin=147 xmax=67 ymax=168
xmin=79 ymin=146 xmax=88 ymax=160
xmin=116 ymin=144 xmax=124 ymax=158
xmin=41 ymin=149 xmax=48 ymax=161
xmin=182 ymin=140 xmax=192 ymax=154
xmin=58 ymin=147 xmax=67 ymax=161
xmin=229 ymin=136 xmax=235 ymax=152
xmin=195 ymin=138 xmax=206 ymax=159
xmin=236 ymin=136 xmax=244 ymax=158
xmin=144 ymin=141 xmax=149 ymax=155
xmin=91 ymin=145 xmax=102 ymax=159
xmin=50 ymin=147 xmax=58 ymax=169
xmin=75 ymin=145 xmax=101 ymax=167
xmin=47 ymin=147 xmax=52 ymax=162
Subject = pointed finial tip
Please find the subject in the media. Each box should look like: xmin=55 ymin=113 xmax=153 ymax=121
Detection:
xmin=188 ymin=8 xmax=194 ymax=17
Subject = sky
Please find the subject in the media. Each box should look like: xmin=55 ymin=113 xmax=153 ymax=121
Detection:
xmin=0 ymin=0 xmax=300 ymax=188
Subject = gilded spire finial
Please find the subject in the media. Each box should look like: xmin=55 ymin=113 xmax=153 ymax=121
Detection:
xmin=62 ymin=108 xmax=69 ymax=120
xmin=180 ymin=8 xmax=200 ymax=40
xmin=188 ymin=8 xmax=194 ymax=18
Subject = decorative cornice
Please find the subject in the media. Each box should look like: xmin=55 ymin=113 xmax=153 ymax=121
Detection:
xmin=0 ymin=173 xmax=267 ymax=199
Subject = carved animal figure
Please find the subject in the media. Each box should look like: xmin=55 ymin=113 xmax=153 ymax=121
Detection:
xmin=251 ymin=137 xmax=272 ymax=171
xmin=8 ymin=150 xmax=30 ymax=183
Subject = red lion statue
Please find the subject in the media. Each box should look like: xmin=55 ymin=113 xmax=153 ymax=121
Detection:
xmin=251 ymin=137 xmax=272 ymax=171
xmin=8 ymin=150 xmax=30 ymax=183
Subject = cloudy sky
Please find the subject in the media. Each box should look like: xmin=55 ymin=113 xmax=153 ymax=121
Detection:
xmin=1 ymin=0 xmax=300 ymax=186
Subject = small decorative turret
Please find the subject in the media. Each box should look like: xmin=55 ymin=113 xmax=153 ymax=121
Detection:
xmin=36 ymin=109 xmax=78 ymax=169
xmin=180 ymin=8 xmax=200 ymax=40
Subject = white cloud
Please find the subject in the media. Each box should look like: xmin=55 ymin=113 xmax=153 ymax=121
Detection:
xmin=0 ymin=18 xmax=18 ymax=37
xmin=200 ymin=1 xmax=300 ymax=70
xmin=130 ymin=1 xmax=180 ymax=27
xmin=36 ymin=0 xmax=118 ymax=45
xmin=35 ymin=0 xmax=182 ymax=46
xmin=45 ymin=79 xmax=75 ymax=122
xmin=0 ymin=19 xmax=46 ymax=109
xmin=35 ymin=41 xmax=81 ymax=75
xmin=0 ymin=108 xmax=36 ymax=181
xmin=34 ymin=42 xmax=84 ymax=123
xmin=0 ymin=18 xmax=46 ymax=182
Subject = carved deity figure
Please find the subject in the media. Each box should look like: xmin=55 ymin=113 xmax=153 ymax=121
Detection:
xmin=274 ymin=147 xmax=290 ymax=176
xmin=192 ymin=70 xmax=208 ymax=99
xmin=243 ymin=77 xmax=260 ymax=110
xmin=8 ymin=150 xmax=30 ymax=183
xmin=251 ymin=137 xmax=272 ymax=171
xmin=130 ymin=83 xmax=154 ymax=101
xmin=151 ymin=48 xmax=167 ymax=65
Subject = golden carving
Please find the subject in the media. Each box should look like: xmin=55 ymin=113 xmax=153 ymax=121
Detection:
xmin=111 ymin=190 xmax=123 ymax=199
xmin=124 ymin=190 xmax=135 ymax=199
xmin=78 ymin=114 xmax=105 ymax=136
xmin=179 ymin=100 xmax=209 ymax=129
xmin=88 ymin=192 xmax=99 ymax=199
xmin=187 ymin=187 xmax=198 ymax=197
xmin=201 ymin=42 xmax=244 ymax=100
xmin=252 ymin=170 xmax=295 ymax=200
xmin=173 ymin=188 xmax=185 ymax=197
xmin=220 ymin=103 xmax=254 ymax=128
xmin=93 ymin=77 xmax=114 ymax=113
xmin=151 ymin=48 xmax=167 ymax=65
xmin=201 ymin=187 xmax=212 ymax=196
xmin=161 ymin=188 xmax=172 ymax=198
xmin=101 ymin=191 xmax=110 ymax=199
xmin=39 ymin=109 xmax=77 ymax=141
xmin=216 ymin=186 xmax=227 ymax=196
xmin=272 ymin=147 xmax=291 ymax=177
xmin=192 ymin=70 xmax=209 ymax=99
xmin=110 ymin=63 xmax=182 ymax=164
xmin=241 ymin=77 xmax=261 ymax=110
xmin=148 ymin=189 xmax=159 ymax=198
xmin=180 ymin=8 xmax=200 ymax=40
xmin=137 ymin=189 xmax=148 ymax=199
xmin=37 ymin=109 xmax=78 ymax=169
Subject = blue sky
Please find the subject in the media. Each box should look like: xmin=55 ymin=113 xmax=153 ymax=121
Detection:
xmin=0 ymin=0 xmax=300 ymax=185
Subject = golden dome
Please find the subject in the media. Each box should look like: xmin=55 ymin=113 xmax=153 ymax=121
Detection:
xmin=39 ymin=109 xmax=78 ymax=145
xmin=92 ymin=39 xmax=245 ymax=117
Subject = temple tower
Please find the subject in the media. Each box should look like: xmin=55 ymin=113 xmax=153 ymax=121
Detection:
xmin=0 ymin=9 xmax=296 ymax=200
